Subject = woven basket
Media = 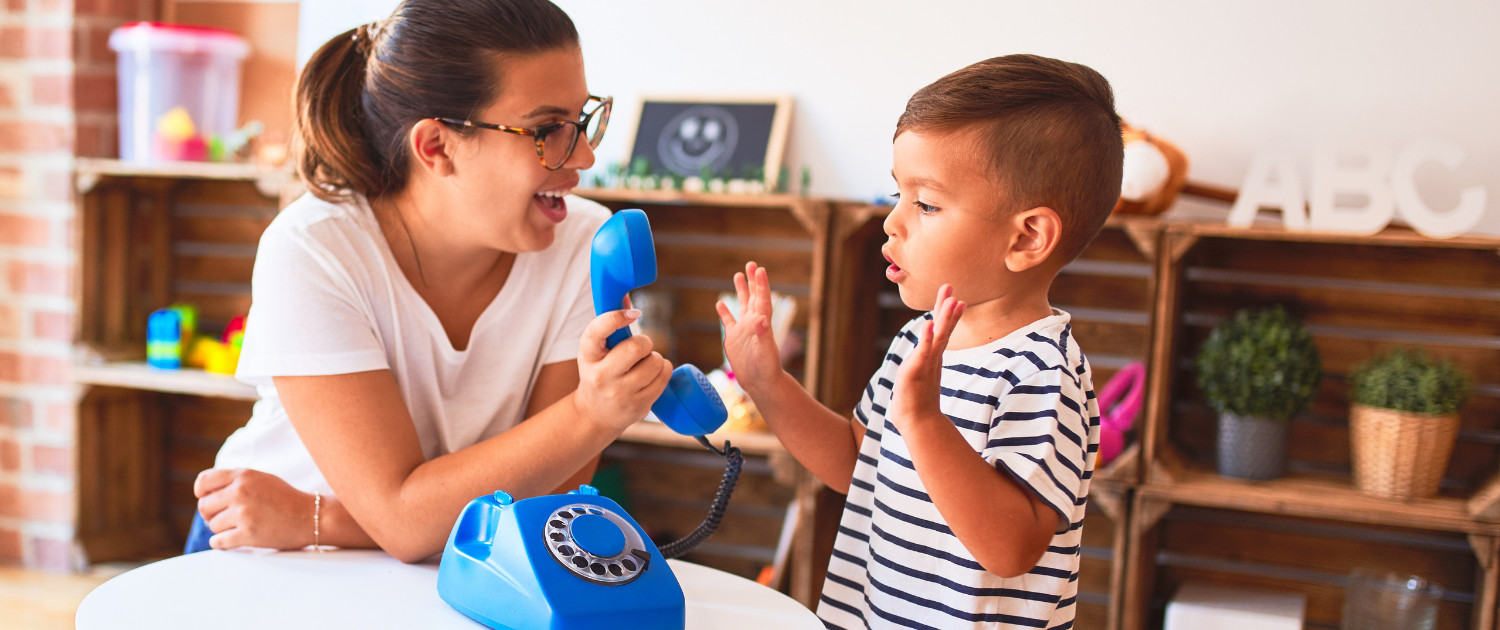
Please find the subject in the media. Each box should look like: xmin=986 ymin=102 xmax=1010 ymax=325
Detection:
xmin=1350 ymin=403 xmax=1461 ymax=500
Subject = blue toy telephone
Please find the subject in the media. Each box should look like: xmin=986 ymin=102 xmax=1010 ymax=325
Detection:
xmin=437 ymin=209 xmax=743 ymax=630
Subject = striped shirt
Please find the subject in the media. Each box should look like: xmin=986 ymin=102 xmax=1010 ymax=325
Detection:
xmin=818 ymin=309 xmax=1098 ymax=630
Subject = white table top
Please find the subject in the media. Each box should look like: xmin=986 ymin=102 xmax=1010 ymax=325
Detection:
xmin=76 ymin=549 xmax=822 ymax=630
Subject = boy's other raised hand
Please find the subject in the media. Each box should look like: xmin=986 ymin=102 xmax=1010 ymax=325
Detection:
xmin=716 ymin=262 xmax=783 ymax=395
xmin=891 ymin=284 xmax=966 ymax=431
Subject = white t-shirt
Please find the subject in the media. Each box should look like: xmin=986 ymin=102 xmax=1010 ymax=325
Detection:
xmin=214 ymin=193 xmax=609 ymax=495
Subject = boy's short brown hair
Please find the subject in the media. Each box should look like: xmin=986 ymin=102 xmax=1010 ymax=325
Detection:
xmin=896 ymin=54 xmax=1123 ymax=262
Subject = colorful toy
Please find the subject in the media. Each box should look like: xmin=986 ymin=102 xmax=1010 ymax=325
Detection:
xmin=185 ymin=337 xmax=240 ymax=375
xmin=146 ymin=304 xmax=199 ymax=369
xmin=1113 ymin=121 xmax=1189 ymax=215
xmin=146 ymin=309 xmax=184 ymax=369
xmin=154 ymin=106 xmax=208 ymax=162
xmin=1095 ymin=361 xmax=1146 ymax=467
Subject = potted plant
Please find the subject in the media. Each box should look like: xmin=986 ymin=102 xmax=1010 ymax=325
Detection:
xmin=1196 ymin=306 xmax=1323 ymax=480
xmin=1348 ymin=349 xmax=1470 ymax=500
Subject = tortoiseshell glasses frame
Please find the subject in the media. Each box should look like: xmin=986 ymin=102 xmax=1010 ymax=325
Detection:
xmin=434 ymin=95 xmax=612 ymax=170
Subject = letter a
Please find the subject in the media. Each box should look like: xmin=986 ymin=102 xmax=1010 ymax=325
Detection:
xmin=1229 ymin=149 xmax=1307 ymax=230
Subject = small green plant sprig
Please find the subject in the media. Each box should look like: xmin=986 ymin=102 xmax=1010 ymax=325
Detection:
xmin=1196 ymin=306 xmax=1323 ymax=420
xmin=1350 ymin=348 xmax=1470 ymax=415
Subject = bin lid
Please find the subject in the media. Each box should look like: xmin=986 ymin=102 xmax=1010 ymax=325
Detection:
xmin=109 ymin=22 xmax=250 ymax=58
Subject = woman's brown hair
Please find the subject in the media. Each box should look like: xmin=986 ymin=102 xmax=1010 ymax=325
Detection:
xmin=293 ymin=0 xmax=579 ymax=203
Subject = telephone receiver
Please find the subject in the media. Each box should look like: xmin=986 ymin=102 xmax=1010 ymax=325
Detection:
xmin=591 ymin=208 xmax=725 ymax=437
xmin=436 ymin=209 xmax=745 ymax=630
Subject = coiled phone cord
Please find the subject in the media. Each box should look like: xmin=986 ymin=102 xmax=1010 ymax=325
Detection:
xmin=658 ymin=437 xmax=743 ymax=559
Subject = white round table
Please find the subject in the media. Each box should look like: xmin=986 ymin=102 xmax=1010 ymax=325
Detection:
xmin=76 ymin=549 xmax=822 ymax=629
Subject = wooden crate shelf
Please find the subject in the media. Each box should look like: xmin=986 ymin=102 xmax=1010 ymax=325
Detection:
xmin=74 ymin=362 xmax=259 ymax=401
xmin=1125 ymin=214 xmax=1500 ymax=630
xmin=1143 ymin=448 xmax=1500 ymax=536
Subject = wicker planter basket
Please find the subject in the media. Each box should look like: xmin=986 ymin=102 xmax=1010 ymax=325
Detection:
xmin=1349 ymin=403 xmax=1461 ymax=500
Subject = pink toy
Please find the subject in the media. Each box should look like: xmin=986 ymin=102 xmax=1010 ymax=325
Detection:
xmin=1095 ymin=361 xmax=1146 ymax=467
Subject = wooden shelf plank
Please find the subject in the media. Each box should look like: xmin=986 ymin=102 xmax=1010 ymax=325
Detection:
xmin=576 ymin=188 xmax=810 ymax=208
xmin=1164 ymin=219 xmax=1500 ymax=250
xmin=74 ymin=362 xmax=259 ymax=401
xmin=616 ymin=418 xmax=785 ymax=456
xmin=74 ymin=158 xmax=294 ymax=199
xmin=75 ymin=158 xmax=290 ymax=182
xmin=1139 ymin=461 xmax=1500 ymax=535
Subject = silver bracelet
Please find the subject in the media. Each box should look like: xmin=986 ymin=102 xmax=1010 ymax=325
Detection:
xmin=313 ymin=492 xmax=324 ymax=552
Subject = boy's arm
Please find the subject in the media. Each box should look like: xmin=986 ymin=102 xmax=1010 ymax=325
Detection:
xmin=717 ymin=262 xmax=863 ymax=492
xmin=900 ymin=409 xmax=1056 ymax=578
xmin=740 ymin=370 xmax=864 ymax=492
xmin=891 ymin=286 xmax=1059 ymax=578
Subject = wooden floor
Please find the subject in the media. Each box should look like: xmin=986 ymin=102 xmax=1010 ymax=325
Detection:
xmin=0 ymin=563 xmax=139 ymax=630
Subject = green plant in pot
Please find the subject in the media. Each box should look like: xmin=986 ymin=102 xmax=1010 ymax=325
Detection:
xmin=1196 ymin=306 xmax=1322 ymax=480
xmin=1348 ymin=349 xmax=1470 ymax=500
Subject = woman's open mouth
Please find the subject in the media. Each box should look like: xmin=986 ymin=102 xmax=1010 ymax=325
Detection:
xmin=534 ymin=188 xmax=571 ymax=223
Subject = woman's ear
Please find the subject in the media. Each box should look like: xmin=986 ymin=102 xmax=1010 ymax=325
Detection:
xmin=1005 ymin=206 xmax=1062 ymax=273
xmin=408 ymin=119 xmax=457 ymax=177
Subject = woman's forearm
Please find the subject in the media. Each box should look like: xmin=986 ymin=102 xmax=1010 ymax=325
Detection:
xmin=361 ymin=393 xmax=616 ymax=561
xmin=278 ymin=368 xmax=619 ymax=562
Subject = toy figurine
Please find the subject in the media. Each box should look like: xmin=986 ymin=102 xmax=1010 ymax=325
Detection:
xmin=147 ymin=309 xmax=184 ymax=369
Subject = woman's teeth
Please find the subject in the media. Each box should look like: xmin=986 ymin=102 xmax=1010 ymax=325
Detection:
xmin=535 ymin=188 xmax=571 ymax=209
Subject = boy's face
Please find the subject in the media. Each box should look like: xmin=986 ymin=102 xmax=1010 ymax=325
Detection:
xmin=884 ymin=129 xmax=1016 ymax=311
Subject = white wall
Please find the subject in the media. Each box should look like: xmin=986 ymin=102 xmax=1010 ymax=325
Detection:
xmin=299 ymin=0 xmax=1500 ymax=232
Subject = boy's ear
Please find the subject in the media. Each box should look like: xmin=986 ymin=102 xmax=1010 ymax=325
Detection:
xmin=1005 ymin=207 xmax=1062 ymax=273
xmin=409 ymin=119 xmax=458 ymax=178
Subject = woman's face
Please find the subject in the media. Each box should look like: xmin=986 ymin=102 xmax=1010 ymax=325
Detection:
xmin=442 ymin=46 xmax=596 ymax=254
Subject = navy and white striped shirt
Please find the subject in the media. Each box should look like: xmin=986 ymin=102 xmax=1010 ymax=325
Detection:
xmin=819 ymin=309 xmax=1098 ymax=630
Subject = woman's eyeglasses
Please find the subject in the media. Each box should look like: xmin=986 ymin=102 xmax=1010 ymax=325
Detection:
xmin=435 ymin=95 xmax=612 ymax=170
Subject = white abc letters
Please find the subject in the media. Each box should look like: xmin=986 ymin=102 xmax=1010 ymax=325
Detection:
xmin=1391 ymin=137 xmax=1488 ymax=239
xmin=1228 ymin=150 xmax=1306 ymax=230
xmin=1309 ymin=143 xmax=1395 ymax=236
xmin=1231 ymin=137 xmax=1487 ymax=238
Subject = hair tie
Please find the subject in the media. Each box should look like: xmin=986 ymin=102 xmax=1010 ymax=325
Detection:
xmin=352 ymin=19 xmax=385 ymax=53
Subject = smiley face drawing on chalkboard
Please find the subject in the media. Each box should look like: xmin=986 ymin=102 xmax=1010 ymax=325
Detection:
xmin=658 ymin=105 xmax=740 ymax=176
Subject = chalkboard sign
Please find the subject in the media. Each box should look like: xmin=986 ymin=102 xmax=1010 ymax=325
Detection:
xmin=623 ymin=96 xmax=794 ymax=189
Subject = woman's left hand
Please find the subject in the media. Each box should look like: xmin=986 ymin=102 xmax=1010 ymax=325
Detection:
xmin=194 ymin=468 xmax=317 ymax=550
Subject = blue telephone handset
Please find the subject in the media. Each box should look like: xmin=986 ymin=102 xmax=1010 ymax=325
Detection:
xmin=436 ymin=209 xmax=744 ymax=630
xmin=591 ymin=209 xmax=726 ymax=436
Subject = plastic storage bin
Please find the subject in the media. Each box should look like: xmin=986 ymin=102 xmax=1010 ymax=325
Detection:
xmin=109 ymin=22 xmax=249 ymax=162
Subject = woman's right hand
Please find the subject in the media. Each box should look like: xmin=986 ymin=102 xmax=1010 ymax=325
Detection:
xmin=574 ymin=305 xmax=673 ymax=434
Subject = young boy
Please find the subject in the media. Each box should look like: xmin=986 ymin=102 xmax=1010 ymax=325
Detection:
xmin=715 ymin=54 xmax=1123 ymax=629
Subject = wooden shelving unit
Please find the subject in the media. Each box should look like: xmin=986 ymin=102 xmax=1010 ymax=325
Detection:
xmin=1124 ymin=217 xmax=1500 ymax=630
xmin=72 ymin=159 xmax=291 ymax=561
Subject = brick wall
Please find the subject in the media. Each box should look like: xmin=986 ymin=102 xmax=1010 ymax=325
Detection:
xmin=0 ymin=0 xmax=150 ymax=571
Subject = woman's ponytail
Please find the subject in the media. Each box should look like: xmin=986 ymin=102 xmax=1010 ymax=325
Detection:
xmin=292 ymin=25 xmax=383 ymax=203
xmin=290 ymin=0 xmax=579 ymax=203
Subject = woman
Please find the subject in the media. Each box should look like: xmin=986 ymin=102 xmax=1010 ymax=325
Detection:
xmin=186 ymin=0 xmax=671 ymax=562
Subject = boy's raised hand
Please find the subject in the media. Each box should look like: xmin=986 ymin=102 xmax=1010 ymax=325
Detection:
xmin=716 ymin=262 xmax=783 ymax=394
xmin=892 ymin=284 xmax=966 ymax=430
